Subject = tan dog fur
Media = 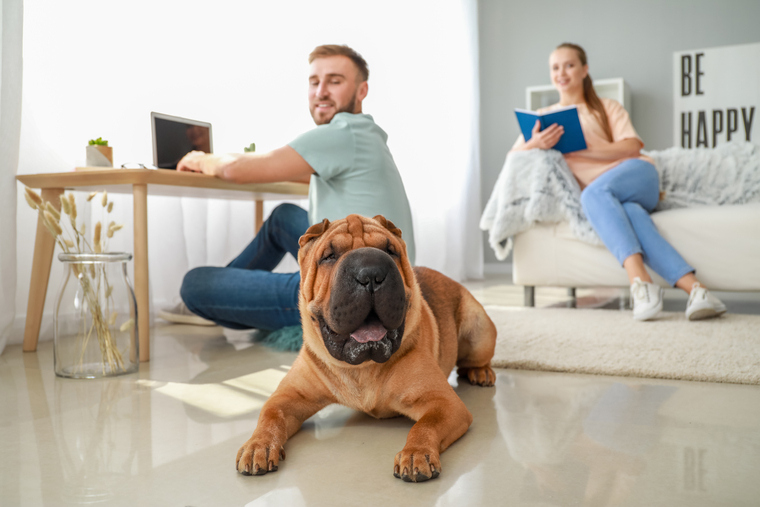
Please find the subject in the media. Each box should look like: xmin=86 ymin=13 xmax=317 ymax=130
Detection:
xmin=235 ymin=214 xmax=496 ymax=482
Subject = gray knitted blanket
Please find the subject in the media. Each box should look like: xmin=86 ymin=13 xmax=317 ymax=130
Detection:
xmin=480 ymin=141 xmax=760 ymax=260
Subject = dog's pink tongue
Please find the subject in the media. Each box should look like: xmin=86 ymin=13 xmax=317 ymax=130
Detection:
xmin=350 ymin=321 xmax=388 ymax=343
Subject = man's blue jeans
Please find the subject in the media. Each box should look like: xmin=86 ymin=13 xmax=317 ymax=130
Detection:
xmin=580 ymin=158 xmax=694 ymax=286
xmin=180 ymin=203 xmax=309 ymax=330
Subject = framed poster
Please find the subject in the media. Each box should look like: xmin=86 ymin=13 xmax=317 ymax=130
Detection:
xmin=673 ymin=42 xmax=759 ymax=148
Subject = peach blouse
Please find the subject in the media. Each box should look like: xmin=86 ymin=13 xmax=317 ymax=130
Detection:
xmin=511 ymin=98 xmax=653 ymax=188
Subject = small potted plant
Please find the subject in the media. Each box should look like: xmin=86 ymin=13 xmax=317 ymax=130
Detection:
xmin=86 ymin=137 xmax=113 ymax=167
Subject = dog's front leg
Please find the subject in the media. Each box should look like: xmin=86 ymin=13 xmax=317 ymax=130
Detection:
xmin=392 ymin=379 xmax=473 ymax=483
xmin=236 ymin=362 xmax=333 ymax=476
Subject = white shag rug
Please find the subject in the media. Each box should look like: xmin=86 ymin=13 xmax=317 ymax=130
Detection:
xmin=486 ymin=306 xmax=760 ymax=385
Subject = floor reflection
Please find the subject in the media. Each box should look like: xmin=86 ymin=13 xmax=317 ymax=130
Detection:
xmin=495 ymin=374 xmax=676 ymax=506
xmin=4 ymin=330 xmax=760 ymax=506
xmin=21 ymin=364 xmax=151 ymax=506
xmin=53 ymin=380 xmax=145 ymax=504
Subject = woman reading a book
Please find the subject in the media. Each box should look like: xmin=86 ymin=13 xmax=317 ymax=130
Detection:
xmin=511 ymin=42 xmax=726 ymax=321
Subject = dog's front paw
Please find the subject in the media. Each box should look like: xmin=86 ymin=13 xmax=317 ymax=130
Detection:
xmin=393 ymin=447 xmax=441 ymax=483
xmin=458 ymin=366 xmax=496 ymax=386
xmin=236 ymin=437 xmax=285 ymax=476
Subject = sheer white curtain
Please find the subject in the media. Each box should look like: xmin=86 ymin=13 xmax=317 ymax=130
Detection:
xmin=385 ymin=0 xmax=483 ymax=280
xmin=9 ymin=0 xmax=482 ymax=349
xmin=1 ymin=0 xmax=23 ymax=356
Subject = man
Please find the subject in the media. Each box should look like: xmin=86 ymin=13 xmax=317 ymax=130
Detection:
xmin=160 ymin=44 xmax=416 ymax=330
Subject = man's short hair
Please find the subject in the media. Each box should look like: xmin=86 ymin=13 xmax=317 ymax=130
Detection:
xmin=309 ymin=44 xmax=369 ymax=82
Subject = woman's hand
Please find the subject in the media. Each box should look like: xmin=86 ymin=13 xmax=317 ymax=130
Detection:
xmin=524 ymin=120 xmax=564 ymax=150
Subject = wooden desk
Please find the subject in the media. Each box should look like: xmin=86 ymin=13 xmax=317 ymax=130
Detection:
xmin=17 ymin=168 xmax=309 ymax=362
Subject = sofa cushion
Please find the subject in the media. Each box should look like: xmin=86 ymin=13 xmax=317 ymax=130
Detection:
xmin=512 ymin=203 xmax=760 ymax=291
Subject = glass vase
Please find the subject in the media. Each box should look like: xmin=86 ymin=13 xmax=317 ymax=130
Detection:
xmin=54 ymin=252 xmax=138 ymax=378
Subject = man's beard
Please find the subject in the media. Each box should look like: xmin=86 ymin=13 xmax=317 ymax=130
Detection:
xmin=311 ymin=92 xmax=357 ymax=125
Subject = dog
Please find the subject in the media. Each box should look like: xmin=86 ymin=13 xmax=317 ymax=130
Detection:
xmin=235 ymin=214 xmax=497 ymax=482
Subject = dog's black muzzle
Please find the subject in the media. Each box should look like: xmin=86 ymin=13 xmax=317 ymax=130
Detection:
xmin=318 ymin=248 xmax=407 ymax=365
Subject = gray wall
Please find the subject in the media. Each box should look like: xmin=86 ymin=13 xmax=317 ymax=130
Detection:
xmin=479 ymin=0 xmax=760 ymax=267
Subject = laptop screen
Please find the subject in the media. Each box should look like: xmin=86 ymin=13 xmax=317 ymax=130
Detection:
xmin=151 ymin=112 xmax=213 ymax=169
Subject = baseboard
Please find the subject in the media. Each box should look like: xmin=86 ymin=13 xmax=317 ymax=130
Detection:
xmin=484 ymin=262 xmax=512 ymax=275
xmin=4 ymin=302 xmax=164 ymax=347
xmin=6 ymin=315 xmax=45 ymax=346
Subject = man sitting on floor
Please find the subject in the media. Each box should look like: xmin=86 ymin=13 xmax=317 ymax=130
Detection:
xmin=159 ymin=44 xmax=416 ymax=329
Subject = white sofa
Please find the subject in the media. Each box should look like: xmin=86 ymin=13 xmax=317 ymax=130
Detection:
xmin=512 ymin=203 xmax=760 ymax=304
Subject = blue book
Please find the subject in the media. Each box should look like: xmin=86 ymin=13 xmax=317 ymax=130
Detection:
xmin=515 ymin=105 xmax=587 ymax=154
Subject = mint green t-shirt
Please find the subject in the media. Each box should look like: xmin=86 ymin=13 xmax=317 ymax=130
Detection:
xmin=288 ymin=113 xmax=416 ymax=264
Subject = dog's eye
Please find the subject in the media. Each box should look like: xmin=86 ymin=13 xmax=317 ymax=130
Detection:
xmin=319 ymin=251 xmax=336 ymax=264
xmin=385 ymin=240 xmax=399 ymax=258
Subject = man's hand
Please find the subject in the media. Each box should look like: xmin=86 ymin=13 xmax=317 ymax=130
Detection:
xmin=177 ymin=151 xmax=237 ymax=176
xmin=177 ymin=146 xmax=314 ymax=184
xmin=525 ymin=120 xmax=563 ymax=150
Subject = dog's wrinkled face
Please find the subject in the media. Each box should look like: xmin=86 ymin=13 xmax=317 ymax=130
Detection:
xmin=298 ymin=215 xmax=416 ymax=365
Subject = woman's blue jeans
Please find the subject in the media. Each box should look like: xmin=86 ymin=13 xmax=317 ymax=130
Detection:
xmin=580 ymin=159 xmax=694 ymax=287
xmin=180 ymin=203 xmax=309 ymax=330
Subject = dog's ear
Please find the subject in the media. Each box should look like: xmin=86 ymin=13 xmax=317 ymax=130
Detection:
xmin=299 ymin=218 xmax=330 ymax=249
xmin=372 ymin=215 xmax=402 ymax=239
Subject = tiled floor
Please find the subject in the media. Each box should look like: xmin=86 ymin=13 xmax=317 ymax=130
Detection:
xmin=1 ymin=278 xmax=759 ymax=506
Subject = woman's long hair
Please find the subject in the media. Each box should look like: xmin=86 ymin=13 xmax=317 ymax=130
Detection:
xmin=556 ymin=43 xmax=613 ymax=142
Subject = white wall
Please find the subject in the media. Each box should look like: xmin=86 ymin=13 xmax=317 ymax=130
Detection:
xmin=1 ymin=0 xmax=24 ymax=355
xmin=12 ymin=0 xmax=481 ymax=345
xmin=478 ymin=0 xmax=760 ymax=267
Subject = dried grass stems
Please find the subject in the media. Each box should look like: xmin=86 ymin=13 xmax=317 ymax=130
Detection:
xmin=25 ymin=187 xmax=133 ymax=375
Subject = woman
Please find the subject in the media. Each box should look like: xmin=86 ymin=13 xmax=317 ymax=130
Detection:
xmin=512 ymin=43 xmax=726 ymax=321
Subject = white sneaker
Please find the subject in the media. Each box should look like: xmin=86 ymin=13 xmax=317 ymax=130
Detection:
xmin=685 ymin=284 xmax=727 ymax=321
xmin=630 ymin=277 xmax=663 ymax=321
xmin=158 ymin=302 xmax=216 ymax=326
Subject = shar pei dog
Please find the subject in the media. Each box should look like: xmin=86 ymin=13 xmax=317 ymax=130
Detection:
xmin=236 ymin=214 xmax=496 ymax=482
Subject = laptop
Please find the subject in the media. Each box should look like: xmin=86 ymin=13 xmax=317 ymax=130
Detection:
xmin=151 ymin=112 xmax=213 ymax=169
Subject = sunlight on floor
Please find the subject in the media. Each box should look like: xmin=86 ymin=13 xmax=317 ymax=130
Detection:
xmin=136 ymin=367 xmax=288 ymax=418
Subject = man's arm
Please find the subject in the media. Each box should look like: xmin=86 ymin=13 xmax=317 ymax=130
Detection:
xmin=177 ymin=145 xmax=314 ymax=184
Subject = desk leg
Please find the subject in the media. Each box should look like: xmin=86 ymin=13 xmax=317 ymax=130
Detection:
xmin=255 ymin=200 xmax=264 ymax=233
xmin=23 ymin=188 xmax=64 ymax=352
xmin=133 ymin=184 xmax=150 ymax=362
